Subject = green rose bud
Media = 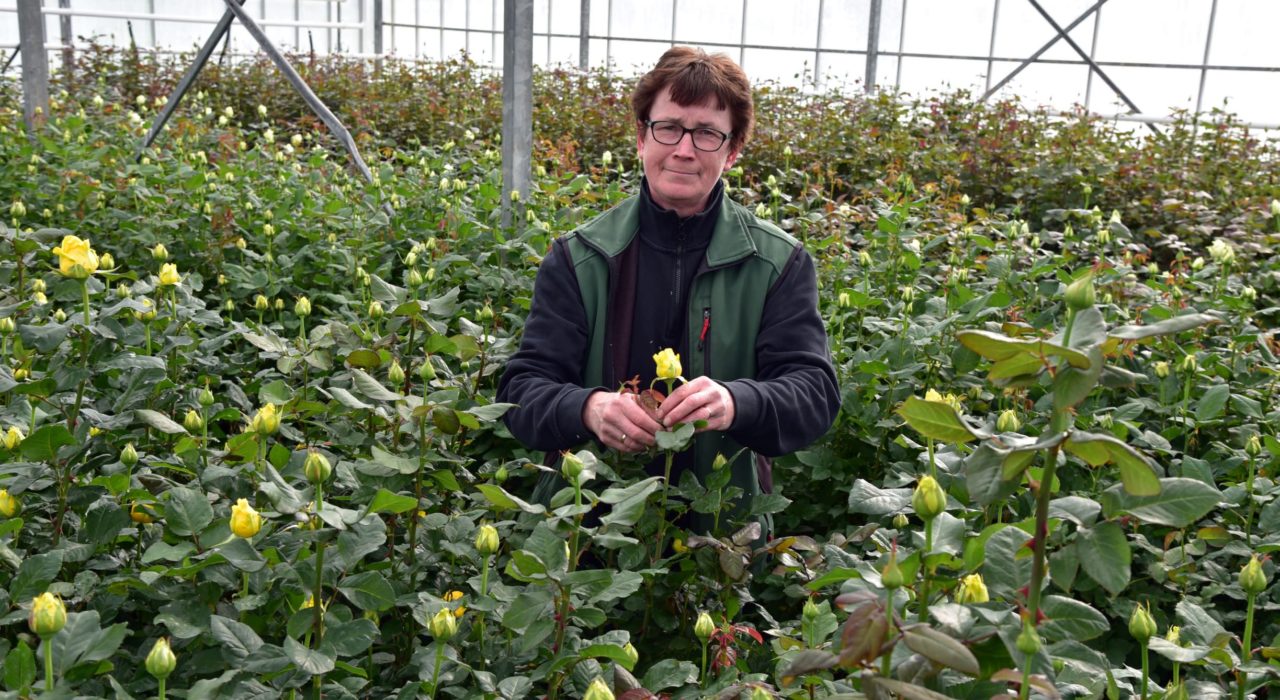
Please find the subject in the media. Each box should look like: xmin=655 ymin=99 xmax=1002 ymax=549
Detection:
xmin=418 ymin=358 xmax=437 ymax=381
xmin=561 ymin=451 xmax=584 ymax=482
xmin=881 ymin=550 xmax=904 ymax=590
xmin=1129 ymin=602 xmax=1157 ymax=642
xmin=892 ymin=512 xmax=909 ymax=529
xmin=912 ymin=475 xmax=946 ymax=521
xmin=996 ymin=409 xmax=1021 ymax=433
xmin=304 ymin=450 xmax=332 ymax=484
xmin=802 ymin=597 xmax=820 ymax=622
xmin=198 ymin=385 xmax=215 ymax=407
xmin=1240 ymin=555 xmax=1269 ymax=595
xmin=294 ymin=296 xmax=311 ymax=318
xmin=1065 ymin=272 xmax=1096 ymax=311
xmin=1015 ymin=622 xmax=1041 ymax=654
xmin=428 ymin=606 xmax=457 ymax=641
xmin=121 ymin=442 xmax=139 ymax=467
xmin=1246 ymin=435 xmax=1262 ymax=457
xmin=494 ymin=465 xmax=508 ymax=483
xmin=388 ymin=359 xmax=406 ymax=386
xmin=183 ymin=409 xmax=204 ymax=433
xmin=29 ymin=592 xmax=67 ymax=638
xmin=694 ymin=612 xmax=715 ymax=642
xmin=1153 ymin=361 xmax=1170 ymax=379
xmin=145 ymin=637 xmax=177 ymax=680
xmin=474 ymin=524 xmax=500 ymax=556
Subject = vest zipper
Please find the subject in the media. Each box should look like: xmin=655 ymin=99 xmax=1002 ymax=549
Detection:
xmin=699 ymin=307 xmax=712 ymax=375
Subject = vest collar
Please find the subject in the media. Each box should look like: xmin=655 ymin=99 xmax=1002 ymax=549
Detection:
xmin=577 ymin=180 xmax=758 ymax=266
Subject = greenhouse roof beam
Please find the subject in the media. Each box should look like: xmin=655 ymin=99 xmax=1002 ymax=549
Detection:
xmin=1023 ymin=0 xmax=1159 ymax=134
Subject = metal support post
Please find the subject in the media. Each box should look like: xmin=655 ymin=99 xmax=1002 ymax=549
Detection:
xmin=579 ymin=0 xmax=590 ymax=70
xmin=373 ymin=0 xmax=383 ymax=56
xmin=1195 ymin=0 xmax=1220 ymax=115
xmin=865 ymin=0 xmax=881 ymax=92
xmin=502 ymin=0 xmax=533 ymax=229
xmin=58 ymin=0 xmax=73 ymax=79
xmin=17 ymin=0 xmax=49 ymax=134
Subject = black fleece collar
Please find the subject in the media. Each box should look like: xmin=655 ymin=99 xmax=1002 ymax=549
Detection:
xmin=637 ymin=177 xmax=724 ymax=253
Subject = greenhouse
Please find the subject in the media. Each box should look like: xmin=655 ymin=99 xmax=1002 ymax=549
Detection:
xmin=2 ymin=1 xmax=1279 ymax=698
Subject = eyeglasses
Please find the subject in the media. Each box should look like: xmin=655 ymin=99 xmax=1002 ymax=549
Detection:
xmin=645 ymin=120 xmax=732 ymax=152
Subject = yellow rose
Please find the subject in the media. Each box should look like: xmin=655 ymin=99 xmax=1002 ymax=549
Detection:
xmin=157 ymin=263 xmax=182 ymax=287
xmin=653 ymin=348 xmax=682 ymax=381
xmin=230 ymin=498 xmax=263 ymax=538
xmin=3 ymin=425 xmax=23 ymax=450
xmin=29 ymin=592 xmax=67 ymax=638
xmin=249 ymin=403 xmax=280 ymax=436
xmin=52 ymin=234 xmax=100 ymax=279
xmin=0 ymin=489 xmax=20 ymax=518
xmin=955 ymin=573 xmax=989 ymax=604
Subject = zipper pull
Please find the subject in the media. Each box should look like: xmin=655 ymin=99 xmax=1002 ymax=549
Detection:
xmin=697 ymin=307 xmax=711 ymax=350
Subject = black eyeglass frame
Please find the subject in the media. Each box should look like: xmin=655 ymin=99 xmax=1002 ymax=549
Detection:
xmin=644 ymin=120 xmax=733 ymax=152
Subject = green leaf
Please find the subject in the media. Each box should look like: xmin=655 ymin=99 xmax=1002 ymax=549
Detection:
xmin=1052 ymin=347 xmax=1103 ymax=411
xmin=502 ymin=589 xmax=553 ymax=633
xmin=134 ymin=409 xmax=188 ymax=435
xmin=476 ymin=484 xmax=545 ymax=514
xmin=217 ymin=537 xmax=266 ymax=572
xmin=640 ymin=659 xmax=699 ymax=692
xmin=344 ymin=348 xmax=382 ymax=370
xmin=1075 ymin=522 xmax=1131 ymax=596
xmin=599 ymin=477 xmax=662 ymax=528
xmin=1148 ymin=637 xmax=1212 ymax=663
xmin=1194 ymin=384 xmax=1230 ymax=421
xmin=324 ymin=619 xmax=378 ymax=657
xmin=956 ymin=329 xmax=1092 ymax=368
xmin=1099 ymin=478 xmax=1221 ymax=528
xmin=1039 ymin=595 xmax=1109 ymax=642
xmin=338 ymin=571 xmax=396 ymax=612
xmin=573 ymin=643 xmax=639 ymax=671
xmin=366 ymin=488 xmax=418 ymax=515
xmin=164 ymin=486 xmax=214 ymax=537
xmin=964 ymin=443 xmax=1022 ymax=507
xmin=285 ymin=636 xmax=335 ymax=675
xmin=981 ymin=525 xmax=1034 ymax=599
xmin=210 ymin=615 xmax=264 ymax=664
xmin=18 ymin=424 xmax=76 ymax=461
xmin=895 ymin=396 xmax=981 ymax=443
xmin=1065 ymin=431 xmax=1161 ymax=496
xmin=3 ymin=640 xmax=35 ymax=692
xmin=847 ymin=479 xmax=912 ymax=515
xmin=10 ymin=551 xmax=63 ymax=603
xmin=328 ymin=386 xmax=374 ymax=410
xmin=654 ymin=422 xmax=696 ymax=451
xmin=780 ymin=649 xmax=840 ymax=685
xmin=901 ymin=625 xmax=980 ymax=676
xmin=1109 ymin=313 xmax=1219 ymax=340
xmin=350 ymin=368 xmax=402 ymax=401
xmin=868 ymin=677 xmax=957 ymax=700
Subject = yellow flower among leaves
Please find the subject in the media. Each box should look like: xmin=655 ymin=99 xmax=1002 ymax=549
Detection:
xmin=230 ymin=498 xmax=263 ymax=538
xmin=157 ymin=263 xmax=182 ymax=287
xmin=52 ymin=235 xmax=99 ymax=279
xmin=29 ymin=592 xmax=67 ymax=638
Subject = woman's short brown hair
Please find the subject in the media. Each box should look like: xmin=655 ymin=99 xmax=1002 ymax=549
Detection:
xmin=632 ymin=46 xmax=754 ymax=153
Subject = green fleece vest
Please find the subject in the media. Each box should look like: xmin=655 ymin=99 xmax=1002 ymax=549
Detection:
xmin=562 ymin=193 xmax=801 ymax=511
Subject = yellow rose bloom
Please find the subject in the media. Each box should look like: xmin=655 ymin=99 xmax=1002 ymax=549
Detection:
xmin=52 ymin=235 xmax=100 ymax=279
xmin=653 ymin=348 xmax=682 ymax=380
xmin=157 ymin=263 xmax=182 ymax=287
xmin=955 ymin=573 xmax=989 ymax=604
xmin=29 ymin=592 xmax=67 ymax=638
xmin=3 ymin=425 xmax=23 ymax=450
xmin=0 ymin=489 xmax=20 ymax=517
xmin=230 ymin=498 xmax=263 ymax=538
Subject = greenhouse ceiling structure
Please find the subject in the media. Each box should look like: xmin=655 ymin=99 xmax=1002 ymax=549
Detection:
xmin=4 ymin=0 xmax=1279 ymax=131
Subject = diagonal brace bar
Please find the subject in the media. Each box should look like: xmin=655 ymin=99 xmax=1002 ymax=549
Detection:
xmin=221 ymin=0 xmax=384 ymax=189
xmin=1024 ymin=0 xmax=1159 ymax=134
xmin=138 ymin=0 xmax=245 ymax=159
xmin=982 ymin=0 xmax=1108 ymax=101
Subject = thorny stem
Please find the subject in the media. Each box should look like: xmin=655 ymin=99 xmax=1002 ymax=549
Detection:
xmin=1018 ymin=442 xmax=1060 ymax=700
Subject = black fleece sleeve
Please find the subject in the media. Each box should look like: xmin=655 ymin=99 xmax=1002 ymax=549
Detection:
xmin=495 ymin=240 xmax=600 ymax=451
xmin=721 ymin=247 xmax=841 ymax=457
